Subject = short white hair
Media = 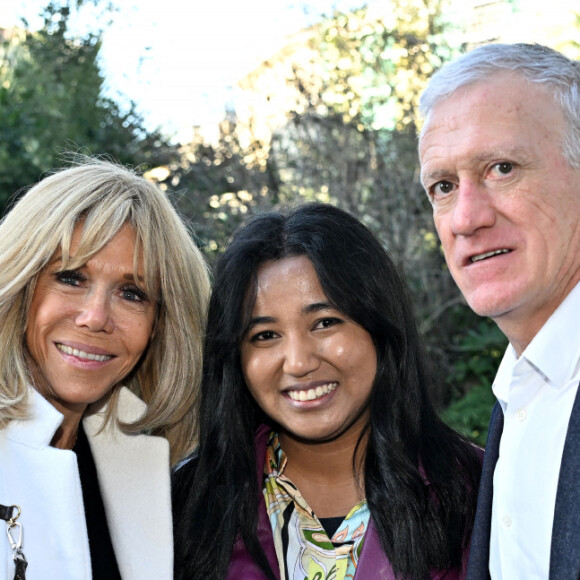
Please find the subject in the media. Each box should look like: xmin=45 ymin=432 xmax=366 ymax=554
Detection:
xmin=419 ymin=43 xmax=580 ymax=168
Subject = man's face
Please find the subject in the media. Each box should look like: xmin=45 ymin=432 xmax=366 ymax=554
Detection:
xmin=419 ymin=72 xmax=580 ymax=351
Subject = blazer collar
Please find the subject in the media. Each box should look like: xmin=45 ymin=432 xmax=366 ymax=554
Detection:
xmin=83 ymin=387 xmax=173 ymax=579
xmin=5 ymin=387 xmax=63 ymax=448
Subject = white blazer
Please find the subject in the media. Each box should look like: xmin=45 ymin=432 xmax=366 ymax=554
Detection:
xmin=0 ymin=387 xmax=173 ymax=579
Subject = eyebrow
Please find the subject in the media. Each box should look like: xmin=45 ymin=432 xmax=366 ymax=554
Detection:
xmin=123 ymin=273 xmax=146 ymax=283
xmin=48 ymin=256 xmax=145 ymax=283
xmin=420 ymin=168 xmax=450 ymax=186
xmin=304 ymin=302 xmax=333 ymax=314
xmin=421 ymin=146 xmax=530 ymax=184
xmin=244 ymin=316 xmax=276 ymax=333
xmin=470 ymin=147 xmax=529 ymax=164
xmin=245 ymin=302 xmax=334 ymax=332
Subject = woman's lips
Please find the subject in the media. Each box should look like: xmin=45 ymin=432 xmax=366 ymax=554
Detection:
xmin=56 ymin=343 xmax=114 ymax=362
xmin=286 ymin=382 xmax=338 ymax=402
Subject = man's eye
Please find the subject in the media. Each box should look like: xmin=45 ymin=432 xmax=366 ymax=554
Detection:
xmin=492 ymin=162 xmax=513 ymax=176
xmin=431 ymin=181 xmax=454 ymax=197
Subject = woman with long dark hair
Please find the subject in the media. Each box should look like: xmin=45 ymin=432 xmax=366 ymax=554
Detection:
xmin=173 ymin=202 xmax=481 ymax=580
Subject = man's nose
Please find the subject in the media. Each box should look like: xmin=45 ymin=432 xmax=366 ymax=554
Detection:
xmin=451 ymin=180 xmax=496 ymax=236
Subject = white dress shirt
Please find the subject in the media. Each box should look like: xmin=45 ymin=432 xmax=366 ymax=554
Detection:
xmin=489 ymin=282 xmax=580 ymax=579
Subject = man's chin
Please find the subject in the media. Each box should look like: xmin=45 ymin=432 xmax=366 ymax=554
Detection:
xmin=463 ymin=291 xmax=513 ymax=321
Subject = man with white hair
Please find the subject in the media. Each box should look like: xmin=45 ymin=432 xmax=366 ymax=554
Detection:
xmin=419 ymin=43 xmax=580 ymax=579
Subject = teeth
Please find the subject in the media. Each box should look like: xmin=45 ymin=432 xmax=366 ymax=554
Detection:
xmin=471 ymin=249 xmax=510 ymax=263
xmin=287 ymin=382 xmax=337 ymax=402
xmin=57 ymin=344 xmax=112 ymax=362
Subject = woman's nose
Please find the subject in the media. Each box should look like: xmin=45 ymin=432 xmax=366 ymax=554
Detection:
xmin=282 ymin=335 xmax=320 ymax=376
xmin=74 ymin=290 xmax=114 ymax=333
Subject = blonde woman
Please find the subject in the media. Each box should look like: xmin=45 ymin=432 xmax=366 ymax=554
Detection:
xmin=0 ymin=159 xmax=210 ymax=579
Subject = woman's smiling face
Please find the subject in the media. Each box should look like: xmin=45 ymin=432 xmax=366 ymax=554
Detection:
xmin=240 ymin=255 xmax=377 ymax=444
xmin=25 ymin=224 xmax=156 ymax=418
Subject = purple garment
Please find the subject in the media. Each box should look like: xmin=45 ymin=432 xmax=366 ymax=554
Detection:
xmin=227 ymin=424 xmax=469 ymax=580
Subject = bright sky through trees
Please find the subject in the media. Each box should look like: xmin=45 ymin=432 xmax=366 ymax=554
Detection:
xmin=2 ymin=0 xmax=380 ymax=141
xmin=5 ymin=0 xmax=577 ymax=142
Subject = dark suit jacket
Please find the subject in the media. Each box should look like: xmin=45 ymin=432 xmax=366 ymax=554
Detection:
xmin=467 ymin=384 xmax=580 ymax=579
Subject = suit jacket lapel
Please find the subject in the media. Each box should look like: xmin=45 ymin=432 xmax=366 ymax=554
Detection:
xmin=466 ymin=401 xmax=503 ymax=580
xmin=550 ymin=382 xmax=580 ymax=579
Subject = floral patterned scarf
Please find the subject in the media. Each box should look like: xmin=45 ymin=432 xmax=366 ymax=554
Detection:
xmin=263 ymin=432 xmax=369 ymax=580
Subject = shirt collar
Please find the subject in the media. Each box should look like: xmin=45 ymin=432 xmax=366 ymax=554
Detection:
xmin=522 ymin=282 xmax=580 ymax=388
xmin=493 ymin=282 xmax=580 ymax=404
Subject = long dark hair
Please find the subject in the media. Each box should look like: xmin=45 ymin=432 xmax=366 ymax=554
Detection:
xmin=174 ymin=203 xmax=481 ymax=580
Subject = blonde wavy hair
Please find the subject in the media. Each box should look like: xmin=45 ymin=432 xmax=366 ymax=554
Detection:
xmin=0 ymin=158 xmax=210 ymax=464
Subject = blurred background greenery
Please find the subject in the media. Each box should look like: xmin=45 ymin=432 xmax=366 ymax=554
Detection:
xmin=2 ymin=0 xmax=578 ymax=445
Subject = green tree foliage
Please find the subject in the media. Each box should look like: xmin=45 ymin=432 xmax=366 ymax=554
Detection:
xmin=0 ymin=0 xmax=177 ymax=212
xmin=441 ymin=318 xmax=508 ymax=445
xmin=169 ymin=0 xmax=458 ymax=268
xmin=163 ymin=116 xmax=276 ymax=262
